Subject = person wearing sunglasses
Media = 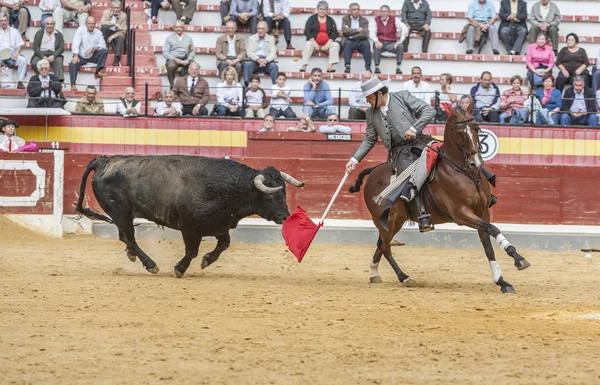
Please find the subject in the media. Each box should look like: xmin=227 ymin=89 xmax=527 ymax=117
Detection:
xmin=318 ymin=113 xmax=352 ymax=134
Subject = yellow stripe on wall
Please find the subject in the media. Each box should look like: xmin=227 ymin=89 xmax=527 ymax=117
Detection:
xmin=20 ymin=126 xmax=248 ymax=148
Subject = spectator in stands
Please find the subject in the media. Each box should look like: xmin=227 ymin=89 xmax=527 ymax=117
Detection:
xmin=0 ymin=119 xmax=24 ymax=152
xmin=259 ymin=113 xmax=275 ymax=132
xmin=27 ymin=58 xmax=64 ymax=108
xmin=534 ymin=73 xmax=561 ymax=125
xmin=559 ymin=76 xmax=597 ymax=127
xmin=244 ymin=74 xmax=268 ymax=118
xmin=31 ymin=17 xmax=64 ymax=82
xmin=556 ymin=33 xmax=591 ymax=91
xmin=341 ymin=3 xmax=371 ymax=74
xmin=0 ymin=12 xmax=26 ymax=89
xmin=154 ymin=89 xmax=182 ymax=116
xmin=464 ymin=0 xmax=500 ymax=55
xmin=263 ymin=0 xmax=293 ymax=49
xmin=220 ymin=0 xmax=231 ymax=26
xmin=100 ymin=1 xmax=126 ymax=67
xmin=498 ymin=0 xmax=527 ymax=56
xmin=0 ymin=0 xmax=30 ymax=42
xmin=230 ymin=0 xmax=258 ymax=35
xmin=39 ymin=0 xmax=60 ymax=27
xmin=401 ymin=0 xmax=432 ymax=54
xmin=528 ymin=0 xmax=561 ymax=53
xmin=69 ymin=16 xmax=108 ymax=91
xmin=593 ymin=47 xmax=600 ymax=93
xmin=149 ymin=0 xmax=170 ymax=24
xmin=216 ymin=67 xmax=242 ymax=117
xmin=270 ymin=72 xmax=296 ymax=118
xmin=75 ymin=85 xmax=104 ymax=114
xmin=348 ymin=70 xmax=372 ymax=120
xmin=244 ymin=21 xmax=278 ymax=86
xmin=53 ymin=0 xmax=91 ymax=34
xmin=434 ymin=73 xmax=456 ymax=121
xmin=300 ymin=1 xmax=339 ymax=73
xmin=216 ymin=21 xmax=246 ymax=78
xmin=170 ymin=0 xmax=196 ymax=25
xmin=163 ymin=20 xmax=195 ymax=88
xmin=455 ymin=95 xmax=472 ymax=116
xmin=526 ymin=32 xmax=554 ymax=90
xmin=318 ymin=113 xmax=352 ymax=134
xmin=403 ymin=66 xmax=430 ymax=103
xmin=172 ymin=62 xmax=209 ymax=116
xmin=371 ymin=5 xmax=408 ymax=75
xmin=117 ymin=86 xmax=141 ymax=117
xmin=470 ymin=71 xmax=500 ymax=122
xmin=499 ymin=75 xmax=528 ymax=123
xmin=287 ymin=115 xmax=315 ymax=132
xmin=303 ymin=67 xmax=335 ymax=119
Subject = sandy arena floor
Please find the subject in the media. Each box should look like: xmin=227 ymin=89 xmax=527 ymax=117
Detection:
xmin=1 ymin=216 xmax=599 ymax=385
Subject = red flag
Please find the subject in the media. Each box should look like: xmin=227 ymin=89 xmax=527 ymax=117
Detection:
xmin=282 ymin=206 xmax=323 ymax=262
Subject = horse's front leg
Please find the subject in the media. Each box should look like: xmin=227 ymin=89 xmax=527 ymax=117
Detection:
xmin=478 ymin=229 xmax=514 ymax=293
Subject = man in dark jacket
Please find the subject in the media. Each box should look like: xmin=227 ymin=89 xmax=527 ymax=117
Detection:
xmin=559 ymin=76 xmax=597 ymax=127
xmin=499 ymin=0 xmax=528 ymax=55
xmin=341 ymin=3 xmax=370 ymax=73
xmin=401 ymin=0 xmax=432 ymax=53
xmin=31 ymin=17 xmax=64 ymax=82
xmin=27 ymin=58 xmax=65 ymax=108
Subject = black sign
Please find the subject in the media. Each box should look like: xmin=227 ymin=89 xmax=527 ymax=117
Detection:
xmin=326 ymin=134 xmax=352 ymax=141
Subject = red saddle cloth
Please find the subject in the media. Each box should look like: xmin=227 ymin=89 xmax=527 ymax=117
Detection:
xmin=425 ymin=142 xmax=444 ymax=173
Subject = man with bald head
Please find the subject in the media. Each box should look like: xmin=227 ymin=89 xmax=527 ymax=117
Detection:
xmin=117 ymin=86 xmax=141 ymax=117
xmin=215 ymin=20 xmax=246 ymax=77
xmin=172 ymin=62 xmax=209 ymax=116
xmin=348 ymin=70 xmax=373 ymax=120
xmin=244 ymin=20 xmax=278 ymax=86
xmin=163 ymin=19 xmax=195 ymax=88
xmin=69 ymin=16 xmax=107 ymax=91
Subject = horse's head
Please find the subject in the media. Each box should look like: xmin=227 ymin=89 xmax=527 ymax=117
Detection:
xmin=443 ymin=100 xmax=484 ymax=173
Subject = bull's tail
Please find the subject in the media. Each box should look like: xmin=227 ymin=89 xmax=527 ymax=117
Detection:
xmin=75 ymin=158 xmax=113 ymax=224
xmin=349 ymin=167 xmax=375 ymax=193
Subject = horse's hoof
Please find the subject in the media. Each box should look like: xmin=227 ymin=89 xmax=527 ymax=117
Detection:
xmin=146 ymin=265 xmax=159 ymax=274
xmin=201 ymin=254 xmax=213 ymax=269
xmin=370 ymin=276 xmax=383 ymax=283
xmin=126 ymin=252 xmax=137 ymax=262
xmin=174 ymin=267 xmax=184 ymax=278
xmin=501 ymin=285 xmax=515 ymax=294
xmin=402 ymin=277 xmax=419 ymax=287
xmin=515 ymin=259 xmax=531 ymax=270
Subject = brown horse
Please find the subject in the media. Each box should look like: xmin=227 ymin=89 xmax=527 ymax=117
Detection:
xmin=349 ymin=103 xmax=531 ymax=293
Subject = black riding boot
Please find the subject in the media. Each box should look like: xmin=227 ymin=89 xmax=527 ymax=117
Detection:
xmin=414 ymin=194 xmax=434 ymax=233
xmin=489 ymin=194 xmax=498 ymax=208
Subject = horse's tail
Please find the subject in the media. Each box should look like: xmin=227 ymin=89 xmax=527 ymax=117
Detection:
xmin=349 ymin=167 xmax=375 ymax=193
xmin=75 ymin=158 xmax=113 ymax=224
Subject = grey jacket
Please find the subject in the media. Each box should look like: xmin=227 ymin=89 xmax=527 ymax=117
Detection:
xmin=352 ymin=90 xmax=436 ymax=162
xmin=247 ymin=33 xmax=277 ymax=62
xmin=528 ymin=1 xmax=561 ymax=27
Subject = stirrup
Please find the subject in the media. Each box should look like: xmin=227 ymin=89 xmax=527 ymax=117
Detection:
xmin=417 ymin=213 xmax=434 ymax=233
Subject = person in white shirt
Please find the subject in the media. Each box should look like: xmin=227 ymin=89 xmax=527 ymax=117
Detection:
xmin=263 ymin=0 xmax=293 ymax=49
xmin=433 ymin=73 xmax=457 ymax=121
xmin=403 ymin=66 xmax=431 ymax=103
xmin=258 ymin=113 xmax=275 ymax=132
xmin=0 ymin=119 xmax=25 ymax=152
xmin=117 ymin=86 xmax=141 ymax=117
xmin=0 ymin=0 xmax=30 ymax=41
xmin=154 ymin=89 xmax=182 ymax=117
xmin=38 ymin=0 xmax=60 ymax=26
xmin=69 ymin=16 xmax=108 ymax=91
xmin=216 ymin=66 xmax=243 ymax=116
xmin=244 ymin=74 xmax=268 ymax=118
xmin=318 ymin=113 xmax=352 ymax=134
xmin=348 ymin=70 xmax=372 ymax=120
xmin=0 ymin=12 xmax=27 ymax=89
xmin=370 ymin=5 xmax=409 ymax=75
xmin=269 ymin=72 xmax=296 ymax=118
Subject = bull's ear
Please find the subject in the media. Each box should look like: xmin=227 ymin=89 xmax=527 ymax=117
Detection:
xmin=467 ymin=98 xmax=475 ymax=115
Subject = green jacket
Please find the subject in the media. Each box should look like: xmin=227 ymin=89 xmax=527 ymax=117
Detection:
xmin=33 ymin=29 xmax=65 ymax=58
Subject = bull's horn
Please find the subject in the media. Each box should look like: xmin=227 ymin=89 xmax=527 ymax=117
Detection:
xmin=254 ymin=174 xmax=283 ymax=194
xmin=280 ymin=171 xmax=305 ymax=187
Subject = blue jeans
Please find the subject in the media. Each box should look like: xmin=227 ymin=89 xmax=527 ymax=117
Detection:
xmin=217 ymin=104 xmax=240 ymax=117
xmin=302 ymin=105 xmax=336 ymax=119
xmin=243 ymin=60 xmax=278 ymax=86
xmin=1 ymin=51 xmax=27 ymax=82
xmin=559 ymin=113 xmax=598 ymax=127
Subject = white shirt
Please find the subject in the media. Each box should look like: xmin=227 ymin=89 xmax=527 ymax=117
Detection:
xmin=37 ymin=74 xmax=57 ymax=99
xmin=0 ymin=26 xmax=24 ymax=51
xmin=117 ymin=99 xmax=141 ymax=117
xmin=216 ymin=81 xmax=243 ymax=106
xmin=226 ymin=35 xmax=237 ymax=58
xmin=412 ymin=0 xmax=422 ymax=9
xmin=437 ymin=89 xmax=455 ymax=106
xmin=270 ymin=84 xmax=290 ymax=110
xmin=259 ymin=126 xmax=274 ymax=132
xmin=155 ymin=101 xmax=183 ymax=116
xmin=187 ymin=75 xmax=200 ymax=91
xmin=72 ymin=26 xmax=106 ymax=59
xmin=403 ymin=80 xmax=431 ymax=103
xmin=349 ymin=80 xmax=370 ymax=108
xmin=540 ymin=3 xmax=550 ymax=19
xmin=369 ymin=18 xmax=410 ymax=44
xmin=0 ymin=135 xmax=25 ymax=152
xmin=40 ymin=29 xmax=57 ymax=52
xmin=245 ymin=88 xmax=265 ymax=106
xmin=263 ymin=0 xmax=290 ymax=19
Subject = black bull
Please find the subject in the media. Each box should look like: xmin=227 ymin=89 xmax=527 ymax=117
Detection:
xmin=75 ymin=155 xmax=305 ymax=277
